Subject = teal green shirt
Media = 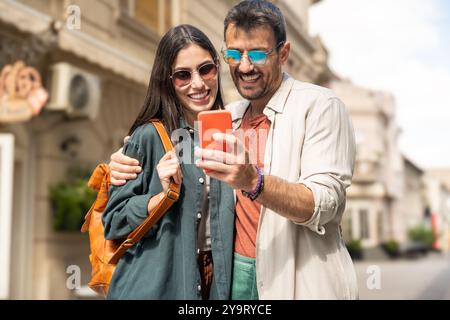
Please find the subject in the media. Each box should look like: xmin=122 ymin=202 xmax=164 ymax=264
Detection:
xmin=103 ymin=123 xmax=235 ymax=300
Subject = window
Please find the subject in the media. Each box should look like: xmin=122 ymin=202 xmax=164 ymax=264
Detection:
xmin=359 ymin=209 xmax=370 ymax=240
xmin=377 ymin=211 xmax=384 ymax=242
xmin=135 ymin=0 xmax=159 ymax=31
xmin=121 ymin=0 xmax=172 ymax=35
xmin=354 ymin=129 xmax=366 ymax=145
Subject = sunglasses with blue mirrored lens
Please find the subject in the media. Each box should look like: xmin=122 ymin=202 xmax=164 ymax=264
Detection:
xmin=222 ymin=42 xmax=284 ymax=66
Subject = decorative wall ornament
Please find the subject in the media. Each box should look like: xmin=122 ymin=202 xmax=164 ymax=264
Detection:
xmin=0 ymin=61 xmax=49 ymax=123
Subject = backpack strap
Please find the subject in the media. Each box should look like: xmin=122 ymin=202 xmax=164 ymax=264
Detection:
xmin=108 ymin=120 xmax=180 ymax=264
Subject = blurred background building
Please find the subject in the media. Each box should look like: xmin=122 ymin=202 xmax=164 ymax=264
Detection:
xmin=0 ymin=0 xmax=449 ymax=299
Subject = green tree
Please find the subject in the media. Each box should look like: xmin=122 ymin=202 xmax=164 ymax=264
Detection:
xmin=408 ymin=225 xmax=434 ymax=249
xmin=50 ymin=166 xmax=97 ymax=231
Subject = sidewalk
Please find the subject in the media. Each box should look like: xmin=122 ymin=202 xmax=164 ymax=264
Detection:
xmin=354 ymin=251 xmax=450 ymax=300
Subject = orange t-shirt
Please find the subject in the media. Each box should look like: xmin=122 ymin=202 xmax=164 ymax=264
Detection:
xmin=234 ymin=110 xmax=271 ymax=258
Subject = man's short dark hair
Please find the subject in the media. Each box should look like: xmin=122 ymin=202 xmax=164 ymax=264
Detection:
xmin=224 ymin=0 xmax=287 ymax=46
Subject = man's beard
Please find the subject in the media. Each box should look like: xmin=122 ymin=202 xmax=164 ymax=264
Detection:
xmin=233 ymin=71 xmax=267 ymax=100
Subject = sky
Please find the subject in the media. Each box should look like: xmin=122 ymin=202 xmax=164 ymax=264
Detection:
xmin=310 ymin=0 xmax=450 ymax=169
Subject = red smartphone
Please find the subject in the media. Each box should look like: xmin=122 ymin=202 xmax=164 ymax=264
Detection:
xmin=198 ymin=110 xmax=232 ymax=153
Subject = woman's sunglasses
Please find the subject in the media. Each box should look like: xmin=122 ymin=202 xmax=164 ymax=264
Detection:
xmin=170 ymin=63 xmax=218 ymax=87
xmin=221 ymin=42 xmax=284 ymax=66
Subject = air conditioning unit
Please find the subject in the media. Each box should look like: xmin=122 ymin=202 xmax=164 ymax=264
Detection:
xmin=47 ymin=62 xmax=101 ymax=120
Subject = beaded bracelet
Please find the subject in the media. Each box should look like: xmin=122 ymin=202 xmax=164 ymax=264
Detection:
xmin=241 ymin=166 xmax=264 ymax=201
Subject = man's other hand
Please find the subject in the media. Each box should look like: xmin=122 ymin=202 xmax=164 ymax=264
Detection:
xmin=109 ymin=136 xmax=142 ymax=186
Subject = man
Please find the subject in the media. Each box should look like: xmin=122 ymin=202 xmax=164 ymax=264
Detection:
xmin=109 ymin=0 xmax=358 ymax=299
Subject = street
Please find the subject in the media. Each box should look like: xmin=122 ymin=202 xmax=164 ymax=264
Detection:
xmin=354 ymin=251 xmax=450 ymax=299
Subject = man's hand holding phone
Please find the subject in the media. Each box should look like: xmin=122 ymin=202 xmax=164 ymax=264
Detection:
xmin=195 ymin=111 xmax=258 ymax=192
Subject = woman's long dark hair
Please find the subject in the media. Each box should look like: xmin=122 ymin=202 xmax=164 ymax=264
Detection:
xmin=129 ymin=24 xmax=224 ymax=135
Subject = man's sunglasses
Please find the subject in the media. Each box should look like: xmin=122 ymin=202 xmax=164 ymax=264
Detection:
xmin=221 ymin=42 xmax=285 ymax=66
xmin=170 ymin=63 xmax=218 ymax=87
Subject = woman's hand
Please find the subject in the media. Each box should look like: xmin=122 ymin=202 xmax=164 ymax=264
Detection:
xmin=156 ymin=151 xmax=182 ymax=192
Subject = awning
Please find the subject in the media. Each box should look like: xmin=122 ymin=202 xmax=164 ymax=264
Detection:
xmin=57 ymin=29 xmax=151 ymax=85
xmin=0 ymin=0 xmax=151 ymax=85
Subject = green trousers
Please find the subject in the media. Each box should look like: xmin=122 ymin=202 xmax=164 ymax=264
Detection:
xmin=231 ymin=253 xmax=259 ymax=300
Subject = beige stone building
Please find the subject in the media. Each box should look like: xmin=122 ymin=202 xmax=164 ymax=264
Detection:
xmin=331 ymin=80 xmax=404 ymax=248
xmin=332 ymin=80 xmax=450 ymax=253
xmin=0 ymin=0 xmax=332 ymax=299
xmin=396 ymin=157 xmax=427 ymax=243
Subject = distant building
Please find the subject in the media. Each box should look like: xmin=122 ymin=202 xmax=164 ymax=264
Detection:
xmin=331 ymin=80 xmax=404 ymax=248
xmin=396 ymin=157 xmax=427 ymax=243
xmin=332 ymin=79 xmax=450 ymax=254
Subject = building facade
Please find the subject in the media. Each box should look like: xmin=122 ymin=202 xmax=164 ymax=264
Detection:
xmin=332 ymin=80 xmax=450 ymax=253
xmin=397 ymin=157 xmax=427 ymax=243
xmin=331 ymin=80 xmax=404 ymax=248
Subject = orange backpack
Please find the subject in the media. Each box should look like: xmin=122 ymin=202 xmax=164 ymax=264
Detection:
xmin=81 ymin=120 xmax=180 ymax=296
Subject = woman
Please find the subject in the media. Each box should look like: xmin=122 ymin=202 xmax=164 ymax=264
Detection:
xmin=103 ymin=24 xmax=235 ymax=300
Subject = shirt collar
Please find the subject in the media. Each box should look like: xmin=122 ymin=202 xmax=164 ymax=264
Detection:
xmin=230 ymin=72 xmax=295 ymax=124
xmin=265 ymin=72 xmax=295 ymax=114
